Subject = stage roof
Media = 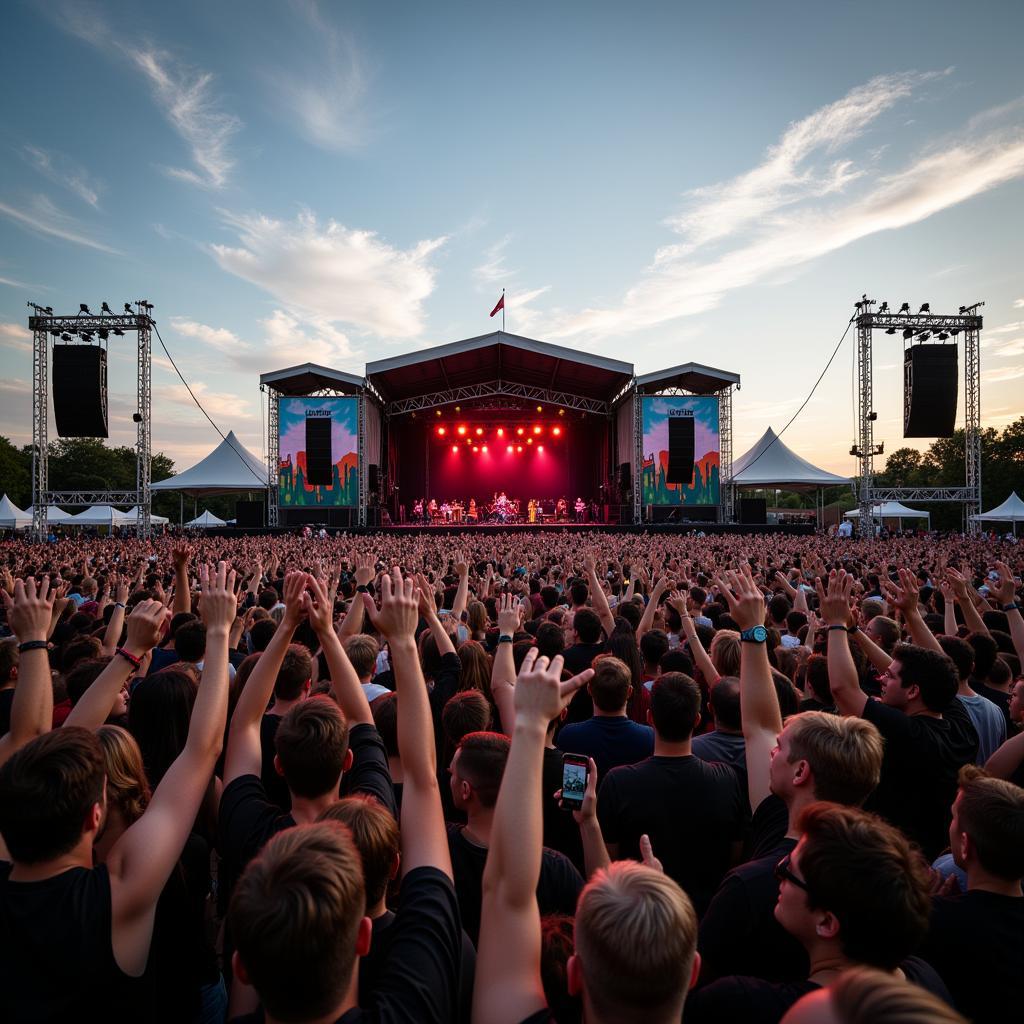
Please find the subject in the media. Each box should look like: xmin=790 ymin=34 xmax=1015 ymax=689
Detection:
xmin=634 ymin=362 xmax=740 ymax=395
xmin=259 ymin=363 xmax=364 ymax=396
xmin=364 ymin=331 xmax=634 ymax=403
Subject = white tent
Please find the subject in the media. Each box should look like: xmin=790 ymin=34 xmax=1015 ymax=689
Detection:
xmin=845 ymin=501 xmax=930 ymax=525
xmin=69 ymin=505 xmax=133 ymax=526
xmin=970 ymin=491 xmax=1024 ymax=535
xmin=26 ymin=505 xmax=74 ymax=522
xmin=733 ymin=428 xmax=852 ymax=488
xmin=122 ymin=506 xmax=170 ymax=526
xmin=0 ymin=494 xmax=31 ymax=530
xmin=186 ymin=509 xmax=227 ymax=528
xmin=151 ymin=431 xmax=266 ymax=495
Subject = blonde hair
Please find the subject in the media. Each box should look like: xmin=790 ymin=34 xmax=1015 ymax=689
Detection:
xmin=828 ymin=966 xmax=968 ymax=1024
xmin=784 ymin=712 xmax=884 ymax=807
xmin=95 ymin=724 xmax=151 ymax=824
xmin=343 ymin=634 xmax=379 ymax=680
xmin=709 ymin=630 xmax=741 ymax=676
xmin=574 ymin=861 xmax=697 ymax=1023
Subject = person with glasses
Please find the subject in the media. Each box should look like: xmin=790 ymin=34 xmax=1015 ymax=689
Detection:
xmin=686 ymin=802 xmax=951 ymax=1024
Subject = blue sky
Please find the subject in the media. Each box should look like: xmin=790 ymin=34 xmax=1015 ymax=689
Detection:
xmin=2 ymin=0 xmax=1023 ymax=475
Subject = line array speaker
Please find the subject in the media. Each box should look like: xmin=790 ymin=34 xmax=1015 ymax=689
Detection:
xmin=904 ymin=345 xmax=957 ymax=438
xmin=53 ymin=344 xmax=108 ymax=438
xmin=305 ymin=416 xmax=333 ymax=485
xmin=738 ymin=497 xmax=768 ymax=525
xmin=666 ymin=416 xmax=695 ymax=485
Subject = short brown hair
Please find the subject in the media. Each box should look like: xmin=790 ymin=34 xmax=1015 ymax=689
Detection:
xmin=343 ymin=634 xmax=379 ymax=680
xmin=795 ymin=803 xmax=931 ymax=969
xmin=0 ymin=727 xmax=105 ymax=863
xmin=785 ymin=712 xmax=884 ymax=806
xmin=443 ymin=689 xmax=492 ymax=749
xmin=575 ymin=861 xmax=697 ymax=1022
xmin=318 ymin=795 xmax=399 ymax=909
xmin=454 ymin=731 xmax=509 ymax=808
xmin=589 ymin=656 xmax=632 ymax=712
xmin=274 ymin=644 xmax=313 ymax=701
xmin=955 ymin=765 xmax=1024 ymax=880
xmin=230 ymin=821 xmax=365 ymax=1021
xmin=275 ymin=696 xmax=350 ymax=798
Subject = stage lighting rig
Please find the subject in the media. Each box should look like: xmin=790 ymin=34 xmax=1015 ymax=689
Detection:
xmin=886 ymin=327 xmax=897 ymax=334
xmin=79 ymin=303 xmax=91 ymax=315
xmin=878 ymin=302 xmax=889 ymax=314
xmin=898 ymin=303 xmax=911 ymax=314
xmin=918 ymin=303 xmax=930 ymax=314
xmin=101 ymin=302 xmax=113 ymax=314
xmin=124 ymin=303 xmax=133 ymax=313
xmin=60 ymin=332 xmax=72 ymax=341
xmin=98 ymin=329 xmax=109 ymax=340
xmin=903 ymin=329 xmax=914 ymax=339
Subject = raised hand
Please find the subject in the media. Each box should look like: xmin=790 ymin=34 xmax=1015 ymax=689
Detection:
xmin=639 ymin=834 xmax=664 ymax=874
xmin=363 ymin=567 xmax=420 ymax=643
xmin=281 ymin=570 xmax=310 ymax=629
xmin=198 ymin=561 xmax=238 ymax=631
xmin=124 ymin=599 xmax=170 ymax=655
xmin=513 ymin=648 xmax=593 ymax=725
xmin=354 ymin=553 xmax=375 ymax=588
xmin=882 ymin=568 xmax=922 ymax=616
xmin=989 ymin=561 xmax=1017 ymax=607
xmin=497 ymin=592 xmax=521 ymax=636
xmin=814 ymin=570 xmax=855 ymax=627
xmin=172 ymin=543 xmax=191 ymax=570
xmin=301 ymin=574 xmax=334 ymax=635
xmin=713 ymin=565 xmax=765 ymax=632
xmin=7 ymin=577 xmax=56 ymax=642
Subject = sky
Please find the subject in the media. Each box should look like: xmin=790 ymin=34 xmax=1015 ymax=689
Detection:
xmin=1 ymin=0 xmax=1023 ymax=477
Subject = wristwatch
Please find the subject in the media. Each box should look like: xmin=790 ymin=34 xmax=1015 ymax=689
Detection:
xmin=740 ymin=625 xmax=768 ymax=644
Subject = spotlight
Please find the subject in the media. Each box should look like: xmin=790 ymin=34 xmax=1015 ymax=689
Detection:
xmin=552 ymin=426 xmax=561 ymax=436
xmin=457 ymin=426 xmax=467 ymax=436
xmin=558 ymin=409 xmax=565 ymax=416
xmin=878 ymin=302 xmax=889 ymax=313
xmin=60 ymin=332 xmax=72 ymax=341
xmin=903 ymin=329 xmax=914 ymax=339
xmin=113 ymin=329 xmax=124 ymax=336
xmin=97 ymin=329 xmax=109 ymax=340
xmin=506 ymin=445 xmax=513 ymax=453
xmin=885 ymin=327 xmax=896 ymax=335
xmin=437 ymin=427 xmax=446 ymax=436
xmin=527 ymin=438 xmax=533 ymax=445
xmin=80 ymin=331 xmax=93 ymax=341
xmin=898 ymin=303 xmax=910 ymax=314
xmin=516 ymin=427 xmax=524 ymax=436
xmin=958 ymin=306 xmax=967 ymax=314
xmin=496 ymin=427 xmax=504 ymax=436
xmin=43 ymin=306 xmax=52 ymax=315
xmin=537 ymin=445 xmax=544 ymax=453
xmin=516 ymin=445 xmax=523 ymax=453
xmin=435 ymin=409 xmax=442 ymax=416
xmin=950 ymin=329 xmax=960 ymax=338
xmin=101 ymin=302 xmax=112 ymax=314
xmin=481 ymin=445 xmax=488 ymax=453
xmin=533 ymin=426 xmax=541 ymax=435
xmin=475 ymin=427 xmax=483 ymax=436
xmin=918 ymin=303 xmax=930 ymax=314
xmin=918 ymin=331 xmax=931 ymax=341
xmin=937 ymin=332 xmax=949 ymax=341
xmin=132 ymin=412 xmax=143 ymax=423
xmin=451 ymin=445 xmax=459 ymax=454
xmin=124 ymin=303 xmax=133 ymax=313
xmin=536 ymin=405 xmax=542 ymax=412
xmin=473 ymin=446 xmax=479 ymax=453
xmin=79 ymin=303 xmax=90 ymax=314
xmin=455 ymin=405 xmax=461 ymax=412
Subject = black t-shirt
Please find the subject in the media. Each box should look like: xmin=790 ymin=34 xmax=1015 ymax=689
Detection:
xmin=687 ymin=956 xmax=951 ymax=1024
xmin=0 ymin=687 xmax=13 ymax=735
xmin=596 ymin=755 xmax=746 ymax=915
xmin=259 ymin=713 xmax=291 ymax=812
xmin=562 ymin=643 xmax=605 ymax=722
xmin=230 ymin=868 xmax=462 ymax=1024
xmin=0 ymin=863 xmax=154 ymax=1022
xmin=541 ymin=746 xmax=585 ymax=872
xmin=697 ymin=837 xmax=807 ymax=985
xmin=973 ymin=680 xmax=1012 ymax=730
xmin=746 ymin=794 xmax=790 ymax=861
xmin=921 ymin=889 xmax=1024 ymax=1024
xmin=862 ymin=698 xmax=979 ymax=860
xmin=445 ymin=824 xmax=583 ymax=946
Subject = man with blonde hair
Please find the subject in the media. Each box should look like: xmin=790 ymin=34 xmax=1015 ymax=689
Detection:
xmin=344 ymin=633 xmax=390 ymax=702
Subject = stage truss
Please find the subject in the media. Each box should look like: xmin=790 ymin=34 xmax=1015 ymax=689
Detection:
xmin=384 ymin=380 xmax=609 ymax=417
xmin=853 ymin=298 xmax=983 ymax=537
xmin=27 ymin=302 xmax=153 ymax=541
xmin=631 ymin=383 xmax=735 ymax=526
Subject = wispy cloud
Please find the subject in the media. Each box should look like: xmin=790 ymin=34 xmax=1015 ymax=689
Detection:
xmin=58 ymin=5 xmax=240 ymax=188
xmin=0 ymin=195 xmax=122 ymax=254
xmin=0 ymin=274 xmax=30 ymax=289
xmin=21 ymin=145 xmax=102 ymax=207
xmin=209 ymin=209 xmax=446 ymax=337
xmin=0 ymin=323 xmax=32 ymax=353
xmin=983 ymin=364 xmax=1024 ymax=383
xmin=474 ymin=235 xmax=513 ymax=286
xmin=546 ymin=74 xmax=1024 ymax=339
xmin=271 ymin=0 xmax=367 ymax=151
xmin=1014 ymin=298 xmax=1024 ymax=309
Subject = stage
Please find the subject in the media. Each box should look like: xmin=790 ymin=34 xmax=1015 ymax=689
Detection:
xmin=209 ymin=522 xmax=814 ymax=537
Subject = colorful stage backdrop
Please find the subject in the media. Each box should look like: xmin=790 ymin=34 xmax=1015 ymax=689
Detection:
xmin=641 ymin=396 xmax=720 ymax=505
xmin=278 ymin=397 xmax=358 ymax=507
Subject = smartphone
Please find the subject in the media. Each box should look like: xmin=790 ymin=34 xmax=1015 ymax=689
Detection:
xmin=561 ymin=754 xmax=589 ymax=811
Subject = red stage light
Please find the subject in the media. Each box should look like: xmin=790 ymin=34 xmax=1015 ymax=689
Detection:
xmin=437 ymin=426 xmax=446 ymax=436
xmin=552 ymin=426 xmax=561 ymax=436
xmin=475 ymin=427 xmax=483 ymax=436
xmin=473 ymin=446 xmax=479 ymax=453
xmin=496 ymin=427 xmax=504 ymax=436
xmin=527 ymin=438 xmax=533 ymax=445
xmin=481 ymin=445 xmax=488 ymax=453
xmin=533 ymin=426 xmax=541 ymax=435
xmin=516 ymin=445 xmax=523 ymax=453
xmin=457 ymin=425 xmax=466 ymax=436
xmin=538 ymin=445 xmax=544 ymax=453
xmin=435 ymin=410 xmax=442 ymax=417
xmin=506 ymin=445 xmax=513 ymax=453
xmin=451 ymin=445 xmax=458 ymax=454
xmin=536 ymin=405 xmax=543 ymax=412
xmin=516 ymin=427 xmax=524 ymax=436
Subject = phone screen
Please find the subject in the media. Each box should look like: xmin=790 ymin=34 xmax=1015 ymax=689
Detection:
xmin=561 ymin=758 xmax=588 ymax=808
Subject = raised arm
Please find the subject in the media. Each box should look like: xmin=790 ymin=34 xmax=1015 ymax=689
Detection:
xmin=570 ymin=758 xmax=608 ymax=878
xmin=716 ymin=569 xmax=781 ymax=812
xmin=991 ymin=561 xmax=1024 ymax=665
xmin=637 ymin=576 xmax=672 ymax=640
xmin=851 ymin=623 xmax=894 ymax=674
xmin=414 ymin=574 xmax=456 ymax=658
xmin=490 ymin=594 xmax=522 ymax=732
xmin=0 ymin=578 xmax=57 ymax=766
xmin=364 ymin=569 xmax=450 ymax=876
xmin=985 ymin=729 xmax=1024 ymax=781
xmin=450 ymin=551 xmax=470 ymax=622
xmin=304 ymin=575 xmax=372 ymax=726
xmin=672 ymin=591 xmax=720 ymax=687
xmin=101 ymin=575 xmax=131 ymax=656
xmin=106 ymin=562 xmax=235 ymax=972
xmin=337 ymin=553 xmax=373 ymax=639
xmin=474 ymin=649 xmax=592 ymax=1024
xmin=66 ymin=600 xmax=166 ymax=730
xmin=223 ymin=571 xmax=307 ymax=785
xmin=584 ymin=553 xmax=616 ymax=638
xmin=171 ymin=543 xmax=192 ymax=616
xmin=882 ymin=568 xmax=942 ymax=653
xmin=817 ymin=571 xmax=869 ymax=718
xmin=946 ymin=568 xmax=990 ymax=637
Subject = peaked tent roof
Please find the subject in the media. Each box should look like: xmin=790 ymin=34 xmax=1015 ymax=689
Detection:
xmin=69 ymin=505 xmax=133 ymax=525
xmin=123 ymin=507 xmax=170 ymax=525
xmin=971 ymin=491 xmax=1024 ymax=522
xmin=844 ymin=502 xmax=930 ymax=520
xmin=186 ymin=509 xmax=227 ymax=528
xmin=151 ymin=431 xmax=266 ymax=495
xmin=26 ymin=505 xmax=74 ymax=522
xmin=0 ymin=494 xmax=31 ymax=529
xmin=732 ymin=428 xmax=852 ymax=489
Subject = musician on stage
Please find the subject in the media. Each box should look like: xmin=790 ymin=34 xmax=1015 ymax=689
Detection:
xmin=575 ymin=497 xmax=586 ymax=523
xmin=468 ymin=498 xmax=478 ymax=521
xmin=556 ymin=497 xmax=568 ymax=521
xmin=527 ymin=499 xmax=537 ymax=524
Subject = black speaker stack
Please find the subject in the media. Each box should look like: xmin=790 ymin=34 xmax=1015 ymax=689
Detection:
xmin=666 ymin=415 xmax=695 ymax=485
xmin=304 ymin=416 xmax=333 ymax=485
xmin=904 ymin=345 xmax=957 ymax=438
xmin=53 ymin=345 xmax=108 ymax=438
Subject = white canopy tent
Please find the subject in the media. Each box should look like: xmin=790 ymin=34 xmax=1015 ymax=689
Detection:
xmin=970 ymin=491 xmax=1024 ymax=535
xmin=151 ymin=431 xmax=266 ymax=495
xmin=186 ymin=509 xmax=227 ymax=529
xmin=26 ymin=505 xmax=74 ymax=522
xmin=68 ymin=505 xmax=134 ymax=527
xmin=123 ymin=507 xmax=170 ymax=526
xmin=0 ymin=495 xmax=31 ymax=530
xmin=733 ymin=428 xmax=852 ymax=488
xmin=845 ymin=501 xmax=930 ymax=526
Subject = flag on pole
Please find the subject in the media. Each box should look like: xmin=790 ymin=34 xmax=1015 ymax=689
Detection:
xmin=489 ymin=292 xmax=505 ymax=318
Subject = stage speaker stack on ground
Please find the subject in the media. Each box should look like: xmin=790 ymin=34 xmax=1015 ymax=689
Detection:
xmin=904 ymin=345 xmax=958 ymax=438
xmin=738 ymin=497 xmax=768 ymax=525
xmin=53 ymin=344 xmax=108 ymax=437
xmin=666 ymin=415 xmax=695 ymax=485
xmin=305 ymin=415 xmax=333 ymax=485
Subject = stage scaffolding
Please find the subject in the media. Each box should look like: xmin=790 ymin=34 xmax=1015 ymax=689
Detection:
xmin=852 ymin=298 xmax=983 ymax=537
xmin=27 ymin=301 xmax=153 ymax=541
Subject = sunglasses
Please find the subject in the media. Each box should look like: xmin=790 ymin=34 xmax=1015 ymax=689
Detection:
xmin=774 ymin=853 xmax=812 ymax=897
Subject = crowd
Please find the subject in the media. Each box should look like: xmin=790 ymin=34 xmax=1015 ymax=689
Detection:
xmin=0 ymin=528 xmax=1022 ymax=1024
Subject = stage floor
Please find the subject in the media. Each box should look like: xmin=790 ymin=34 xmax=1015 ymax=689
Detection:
xmin=225 ymin=522 xmax=815 ymax=536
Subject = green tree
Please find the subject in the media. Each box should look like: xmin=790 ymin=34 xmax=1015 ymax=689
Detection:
xmin=881 ymin=447 xmax=924 ymax=487
xmin=0 ymin=437 xmax=31 ymax=507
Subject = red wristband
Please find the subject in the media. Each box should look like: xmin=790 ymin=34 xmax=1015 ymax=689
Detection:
xmin=115 ymin=647 xmax=142 ymax=669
